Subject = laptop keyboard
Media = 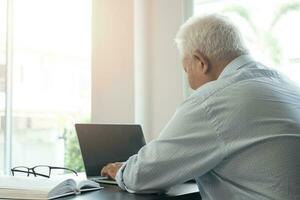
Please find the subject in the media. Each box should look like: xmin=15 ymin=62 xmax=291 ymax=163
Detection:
xmin=90 ymin=176 xmax=117 ymax=185
xmin=91 ymin=176 xmax=110 ymax=181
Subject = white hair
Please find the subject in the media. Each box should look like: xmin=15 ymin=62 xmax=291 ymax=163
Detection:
xmin=175 ymin=14 xmax=249 ymax=60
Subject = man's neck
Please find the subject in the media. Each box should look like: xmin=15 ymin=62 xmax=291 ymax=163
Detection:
xmin=210 ymin=55 xmax=240 ymax=80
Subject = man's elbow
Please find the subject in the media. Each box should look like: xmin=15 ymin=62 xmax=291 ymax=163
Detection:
xmin=123 ymin=174 xmax=167 ymax=194
xmin=123 ymin=175 xmax=149 ymax=193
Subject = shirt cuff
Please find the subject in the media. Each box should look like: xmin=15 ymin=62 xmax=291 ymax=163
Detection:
xmin=115 ymin=162 xmax=127 ymax=190
xmin=115 ymin=162 xmax=137 ymax=193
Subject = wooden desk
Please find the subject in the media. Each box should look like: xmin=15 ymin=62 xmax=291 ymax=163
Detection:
xmin=61 ymin=183 xmax=201 ymax=200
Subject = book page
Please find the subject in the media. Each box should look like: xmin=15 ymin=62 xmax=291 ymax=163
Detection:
xmin=76 ymin=179 xmax=102 ymax=192
xmin=0 ymin=176 xmax=75 ymax=199
xmin=49 ymin=178 xmax=76 ymax=196
xmin=0 ymin=176 xmax=65 ymax=192
xmin=0 ymin=175 xmax=102 ymax=199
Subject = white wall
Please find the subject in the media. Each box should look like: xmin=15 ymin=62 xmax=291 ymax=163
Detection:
xmin=92 ymin=0 xmax=134 ymax=123
xmin=92 ymin=0 xmax=187 ymax=140
xmin=141 ymin=0 xmax=185 ymax=139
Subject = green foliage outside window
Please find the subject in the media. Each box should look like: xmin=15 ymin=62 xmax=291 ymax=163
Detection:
xmin=64 ymin=128 xmax=85 ymax=172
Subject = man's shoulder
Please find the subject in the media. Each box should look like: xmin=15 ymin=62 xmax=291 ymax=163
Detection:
xmin=186 ymin=64 xmax=287 ymax=107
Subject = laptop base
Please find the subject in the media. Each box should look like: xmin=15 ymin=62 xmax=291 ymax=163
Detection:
xmin=89 ymin=176 xmax=118 ymax=185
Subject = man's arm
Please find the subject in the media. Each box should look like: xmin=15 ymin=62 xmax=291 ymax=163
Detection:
xmin=102 ymin=97 xmax=225 ymax=193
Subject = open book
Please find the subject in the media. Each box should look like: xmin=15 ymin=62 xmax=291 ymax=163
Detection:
xmin=0 ymin=176 xmax=102 ymax=200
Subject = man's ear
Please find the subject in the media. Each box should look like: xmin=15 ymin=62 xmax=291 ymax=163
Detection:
xmin=192 ymin=50 xmax=210 ymax=74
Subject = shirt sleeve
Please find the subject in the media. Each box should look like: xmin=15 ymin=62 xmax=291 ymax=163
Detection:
xmin=115 ymin=95 xmax=225 ymax=193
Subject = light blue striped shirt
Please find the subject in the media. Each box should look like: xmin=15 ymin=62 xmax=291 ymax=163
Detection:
xmin=116 ymin=55 xmax=300 ymax=200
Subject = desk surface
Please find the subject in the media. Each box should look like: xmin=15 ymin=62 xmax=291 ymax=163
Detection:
xmin=61 ymin=183 xmax=201 ymax=200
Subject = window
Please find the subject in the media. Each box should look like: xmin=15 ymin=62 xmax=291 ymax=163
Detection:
xmin=0 ymin=0 xmax=91 ymax=174
xmin=0 ymin=0 xmax=7 ymax=174
xmin=185 ymin=0 xmax=300 ymax=96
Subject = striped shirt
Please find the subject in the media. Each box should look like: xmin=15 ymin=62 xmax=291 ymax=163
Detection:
xmin=115 ymin=55 xmax=300 ymax=200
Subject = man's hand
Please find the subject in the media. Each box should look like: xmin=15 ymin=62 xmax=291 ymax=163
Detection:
xmin=100 ymin=162 xmax=123 ymax=180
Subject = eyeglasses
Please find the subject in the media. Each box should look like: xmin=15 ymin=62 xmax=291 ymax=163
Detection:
xmin=11 ymin=165 xmax=78 ymax=178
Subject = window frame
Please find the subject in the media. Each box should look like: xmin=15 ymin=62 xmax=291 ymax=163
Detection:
xmin=3 ymin=0 xmax=13 ymax=175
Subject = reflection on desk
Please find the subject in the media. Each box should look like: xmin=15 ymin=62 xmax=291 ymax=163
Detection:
xmin=60 ymin=182 xmax=201 ymax=200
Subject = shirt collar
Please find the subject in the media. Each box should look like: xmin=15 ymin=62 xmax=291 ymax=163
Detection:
xmin=218 ymin=55 xmax=255 ymax=79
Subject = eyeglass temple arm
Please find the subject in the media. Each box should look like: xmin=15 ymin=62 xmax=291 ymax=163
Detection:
xmin=49 ymin=166 xmax=78 ymax=175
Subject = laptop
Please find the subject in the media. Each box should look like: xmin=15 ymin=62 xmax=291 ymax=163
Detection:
xmin=75 ymin=124 xmax=146 ymax=184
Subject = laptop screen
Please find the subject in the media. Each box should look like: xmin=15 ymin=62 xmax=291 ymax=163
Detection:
xmin=75 ymin=124 xmax=146 ymax=177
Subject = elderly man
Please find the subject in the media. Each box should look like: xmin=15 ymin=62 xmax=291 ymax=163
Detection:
xmin=101 ymin=15 xmax=300 ymax=199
